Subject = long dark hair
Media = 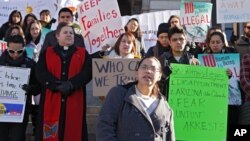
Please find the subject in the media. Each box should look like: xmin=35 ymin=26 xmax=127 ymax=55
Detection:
xmin=125 ymin=18 xmax=142 ymax=40
xmin=22 ymin=13 xmax=38 ymax=33
xmin=25 ymin=20 xmax=42 ymax=45
xmin=8 ymin=10 xmax=22 ymax=25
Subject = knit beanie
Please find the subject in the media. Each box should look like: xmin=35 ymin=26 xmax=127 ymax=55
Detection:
xmin=157 ymin=23 xmax=169 ymax=37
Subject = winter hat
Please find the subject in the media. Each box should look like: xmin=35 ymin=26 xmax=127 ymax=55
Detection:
xmin=157 ymin=23 xmax=169 ymax=37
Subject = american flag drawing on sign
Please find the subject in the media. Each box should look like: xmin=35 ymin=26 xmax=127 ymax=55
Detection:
xmin=202 ymin=54 xmax=216 ymax=67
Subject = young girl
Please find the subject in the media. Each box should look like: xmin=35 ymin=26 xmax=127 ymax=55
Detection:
xmin=125 ymin=18 xmax=146 ymax=57
xmin=0 ymin=10 xmax=22 ymax=40
xmin=25 ymin=20 xmax=43 ymax=62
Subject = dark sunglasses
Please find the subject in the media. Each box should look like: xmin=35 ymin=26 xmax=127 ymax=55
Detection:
xmin=7 ymin=49 xmax=24 ymax=54
xmin=245 ymin=26 xmax=250 ymax=29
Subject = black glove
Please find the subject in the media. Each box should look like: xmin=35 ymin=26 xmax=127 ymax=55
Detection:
xmin=55 ymin=81 xmax=73 ymax=96
xmin=22 ymin=84 xmax=32 ymax=93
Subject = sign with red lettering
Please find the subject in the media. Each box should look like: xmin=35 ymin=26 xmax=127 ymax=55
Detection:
xmin=77 ymin=0 xmax=124 ymax=54
xmin=180 ymin=2 xmax=212 ymax=42
xmin=198 ymin=53 xmax=241 ymax=105
xmin=0 ymin=40 xmax=7 ymax=55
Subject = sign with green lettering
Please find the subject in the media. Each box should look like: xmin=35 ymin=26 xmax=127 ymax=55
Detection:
xmin=168 ymin=64 xmax=228 ymax=141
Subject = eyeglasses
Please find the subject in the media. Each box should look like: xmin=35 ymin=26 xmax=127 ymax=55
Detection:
xmin=245 ymin=26 xmax=250 ymax=30
xmin=7 ymin=49 xmax=24 ymax=55
xmin=139 ymin=65 xmax=161 ymax=72
xmin=171 ymin=37 xmax=185 ymax=42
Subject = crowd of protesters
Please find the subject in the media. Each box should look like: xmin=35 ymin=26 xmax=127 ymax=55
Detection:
xmin=0 ymin=6 xmax=250 ymax=141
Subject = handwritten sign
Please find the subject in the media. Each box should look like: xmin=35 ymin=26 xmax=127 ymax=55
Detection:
xmin=0 ymin=40 xmax=7 ymax=55
xmin=168 ymin=64 xmax=228 ymax=141
xmin=216 ymin=0 xmax=250 ymax=23
xmin=0 ymin=66 xmax=30 ymax=123
xmin=122 ymin=10 xmax=180 ymax=52
xmin=198 ymin=53 xmax=241 ymax=105
xmin=77 ymin=0 xmax=124 ymax=54
xmin=92 ymin=58 xmax=140 ymax=96
xmin=180 ymin=1 xmax=212 ymax=42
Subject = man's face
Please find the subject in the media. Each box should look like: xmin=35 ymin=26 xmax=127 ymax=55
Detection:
xmin=58 ymin=12 xmax=73 ymax=24
xmin=244 ymin=22 xmax=250 ymax=38
xmin=169 ymin=33 xmax=186 ymax=53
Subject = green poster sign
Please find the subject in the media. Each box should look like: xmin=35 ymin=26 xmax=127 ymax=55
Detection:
xmin=168 ymin=64 xmax=228 ymax=141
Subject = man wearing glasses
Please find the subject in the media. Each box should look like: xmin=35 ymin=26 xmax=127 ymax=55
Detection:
xmin=236 ymin=22 xmax=250 ymax=60
xmin=0 ymin=35 xmax=40 ymax=141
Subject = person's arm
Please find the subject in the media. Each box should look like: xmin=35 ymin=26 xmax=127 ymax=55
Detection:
xmin=68 ymin=50 xmax=92 ymax=89
xmin=96 ymin=86 xmax=127 ymax=141
xmin=167 ymin=109 xmax=175 ymax=141
xmin=240 ymin=54 xmax=250 ymax=97
xmin=35 ymin=49 xmax=59 ymax=91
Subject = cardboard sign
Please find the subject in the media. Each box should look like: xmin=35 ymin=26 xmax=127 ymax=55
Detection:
xmin=0 ymin=66 xmax=30 ymax=123
xmin=168 ymin=64 xmax=228 ymax=141
xmin=92 ymin=58 xmax=140 ymax=96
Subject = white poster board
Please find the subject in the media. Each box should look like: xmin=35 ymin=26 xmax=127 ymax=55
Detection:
xmin=216 ymin=0 xmax=250 ymax=23
xmin=77 ymin=0 xmax=124 ymax=54
xmin=0 ymin=66 xmax=30 ymax=123
xmin=122 ymin=10 xmax=180 ymax=52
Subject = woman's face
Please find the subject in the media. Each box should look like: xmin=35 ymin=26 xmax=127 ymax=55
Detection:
xmin=12 ymin=12 xmax=21 ymax=24
xmin=56 ymin=26 xmax=74 ymax=46
xmin=170 ymin=17 xmax=180 ymax=28
xmin=7 ymin=42 xmax=24 ymax=60
xmin=209 ymin=35 xmax=224 ymax=53
xmin=126 ymin=20 xmax=139 ymax=33
xmin=137 ymin=58 xmax=162 ymax=87
xmin=30 ymin=23 xmax=41 ymax=39
xmin=26 ymin=16 xmax=35 ymax=25
xmin=119 ymin=35 xmax=133 ymax=56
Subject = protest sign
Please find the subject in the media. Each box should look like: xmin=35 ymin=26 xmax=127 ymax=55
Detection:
xmin=0 ymin=66 xmax=30 ymax=123
xmin=92 ymin=58 xmax=140 ymax=96
xmin=180 ymin=1 xmax=212 ymax=42
xmin=198 ymin=53 xmax=241 ymax=105
xmin=0 ymin=40 xmax=7 ymax=55
xmin=168 ymin=64 xmax=228 ymax=141
xmin=77 ymin=0 xmax=124 ymax=54
xmin=216 ymin=0 xmax=250 ymax=23
xmin=122 ymin=10 xmax=180 ymax=51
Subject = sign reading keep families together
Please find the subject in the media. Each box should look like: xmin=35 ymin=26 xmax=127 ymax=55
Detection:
xmin=0 ymin=66 xmax=30 ymax=123
xmin=77 ymin=0 xmax=124 ymax=54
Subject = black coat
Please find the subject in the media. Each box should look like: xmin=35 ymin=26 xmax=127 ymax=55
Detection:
xmin=35 ymin=45 xmax=92 ymax=141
